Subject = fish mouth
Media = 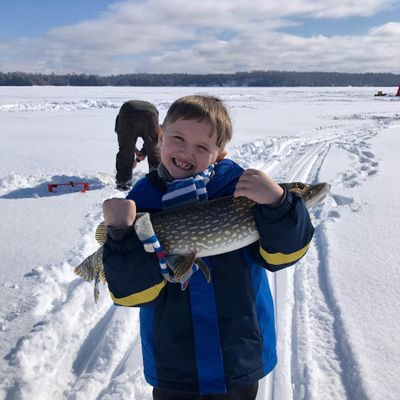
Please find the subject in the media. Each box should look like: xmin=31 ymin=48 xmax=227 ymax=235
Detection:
xmin=173 ymin=158 xmax=194 ymax=171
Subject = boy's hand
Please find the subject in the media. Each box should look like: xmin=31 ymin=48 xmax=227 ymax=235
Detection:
xmin=234 ymin=169 xmax=284 ymax=205
xmin=102 ymin=198 xmax=137 ymax=228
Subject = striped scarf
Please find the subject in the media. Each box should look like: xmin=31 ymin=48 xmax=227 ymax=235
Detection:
xmin=135 ymin=163 xmax=214 ymax=290
xmin=160 ymin=163 xmax=214 ymax=210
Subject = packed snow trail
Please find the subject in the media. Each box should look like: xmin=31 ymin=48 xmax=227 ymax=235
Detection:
xmin=245 ymin=124 xmax=382 ymax=400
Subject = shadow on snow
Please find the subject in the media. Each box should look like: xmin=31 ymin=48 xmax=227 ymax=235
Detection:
xmin=0 ymin=175 xmax=106 ymax=199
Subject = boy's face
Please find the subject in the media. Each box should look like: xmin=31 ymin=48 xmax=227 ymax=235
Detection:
xmin=160 ymin=118 xmax=222 ymax=179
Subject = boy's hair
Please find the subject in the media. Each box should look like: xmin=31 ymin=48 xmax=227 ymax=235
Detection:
xmin=162 ymin=95 xmax=232 ymax=149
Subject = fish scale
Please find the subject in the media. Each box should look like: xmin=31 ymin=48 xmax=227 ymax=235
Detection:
xmin=151 ymin=196 xmax=258 ymax=257
xmin=147 ymin=181 xmax=330 ymax=259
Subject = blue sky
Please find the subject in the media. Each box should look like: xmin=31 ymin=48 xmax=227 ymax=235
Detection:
xmin=1 ymin=0 xmax=400 ymax=74
xmin=282 ymin=7 xmax=400 ymax=37
xmin=0 ymin=1 xmax=114 ymax=40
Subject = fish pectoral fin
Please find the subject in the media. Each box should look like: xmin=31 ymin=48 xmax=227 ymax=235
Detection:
xmin=166 ymin=254 xmax=211 ymax=284
xmin=168 ymin=252 xmax=197 ymax=280
xmin=195 ymin=258 xmax=211 ymax=283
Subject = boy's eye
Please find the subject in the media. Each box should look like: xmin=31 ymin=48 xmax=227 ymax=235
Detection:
xmin=197 ymin=146 xmax=208 ymax=152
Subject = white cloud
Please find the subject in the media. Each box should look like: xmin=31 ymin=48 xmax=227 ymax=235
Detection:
xmin=304 ymin=0 xmax=397 ymax=18
xmin=0 ymin=0 xmax=399 ymax=74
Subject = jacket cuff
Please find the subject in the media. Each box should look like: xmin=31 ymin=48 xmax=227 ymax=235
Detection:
xmin=254 ymin=189 xmax=294 ymax=222
xmin=107 ymin=225 xmax=136 ymax=242
xmin=106 ymin=226 xmax=145 ymax=253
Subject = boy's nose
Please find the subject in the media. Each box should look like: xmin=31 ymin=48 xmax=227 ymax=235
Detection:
xmin=179 ymin=143 xmax=195 ymax=158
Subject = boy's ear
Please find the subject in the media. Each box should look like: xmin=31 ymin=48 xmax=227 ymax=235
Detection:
xmin=216 ymin=150 xmax=228 ymax=162
xmin=158 ymin=125 xmax=163 ymax=143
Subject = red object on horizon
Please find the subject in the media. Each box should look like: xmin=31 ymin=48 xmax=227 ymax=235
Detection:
xmin=48 ymin=181 xmax=90 ymax=193
xmin=396 ymin=85 xmax=400 ymax=96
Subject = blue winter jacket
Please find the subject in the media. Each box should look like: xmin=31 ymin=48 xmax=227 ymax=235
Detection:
xmin=103 ymin=159 xmax=314 ymax=395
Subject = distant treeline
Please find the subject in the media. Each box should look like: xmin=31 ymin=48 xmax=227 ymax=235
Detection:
xmin=1 ymin=70 xmax=400 ymax=87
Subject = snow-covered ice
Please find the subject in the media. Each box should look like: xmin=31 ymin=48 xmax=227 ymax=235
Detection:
xmin=0 ymin=86 xmax=399 ymax=399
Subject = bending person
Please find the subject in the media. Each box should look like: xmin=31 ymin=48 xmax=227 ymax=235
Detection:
xmin=115 ymin=100 xmax=161 ymax=190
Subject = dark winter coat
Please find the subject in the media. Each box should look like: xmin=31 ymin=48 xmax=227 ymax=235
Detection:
xmin=115 ymin=100 xmax=160 ymax=182
xmin=103 ymin=159 xmax=314 ymax=395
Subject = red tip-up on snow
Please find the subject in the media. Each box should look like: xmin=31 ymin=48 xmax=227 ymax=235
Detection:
xmin=47 ymin=181 xmax=90 ymax=193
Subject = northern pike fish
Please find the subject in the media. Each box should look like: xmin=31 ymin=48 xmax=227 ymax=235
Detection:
xmin=74 ymin=182 xmax=330 ymax=302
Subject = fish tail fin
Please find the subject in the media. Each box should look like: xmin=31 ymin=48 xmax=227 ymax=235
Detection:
xmin=74 ymin=251 xmax=97 ymax=281
xmin=94 ymin=275 xmax=100 ymax=303
xmin=99 ymin=267 xmax=107 ymax=284
xmin=74 ymin=246 xmax=104 ymax=282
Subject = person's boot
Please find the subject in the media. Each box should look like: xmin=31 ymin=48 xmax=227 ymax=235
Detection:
xmin=116 ymin=180 xmax=132 ymax=191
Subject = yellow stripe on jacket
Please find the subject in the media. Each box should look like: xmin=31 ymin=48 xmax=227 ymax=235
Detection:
xmin=259 ymin=242 xmax=310 ymax=265
xmin=110 ymin=280 xmax=166 ymax=306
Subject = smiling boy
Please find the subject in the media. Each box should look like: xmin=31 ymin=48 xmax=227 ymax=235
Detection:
xmin=102 ymin=95 xmax=314 ymax=399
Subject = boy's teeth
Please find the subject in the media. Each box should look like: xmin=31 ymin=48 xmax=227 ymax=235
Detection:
xmin=175 ymin=159 xmax=192 ymax=169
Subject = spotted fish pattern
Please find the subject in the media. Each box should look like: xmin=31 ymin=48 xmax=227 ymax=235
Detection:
xmin=74 ymin=181 xmax=330 ymax=301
